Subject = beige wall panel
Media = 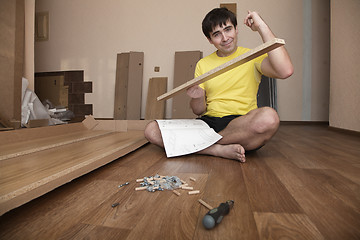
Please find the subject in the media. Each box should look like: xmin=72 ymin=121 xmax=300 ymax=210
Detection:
xmin=237 ymin=0 xmax=304 ymax=121
xmin=330 ymin=0 xmax=360 ymax=132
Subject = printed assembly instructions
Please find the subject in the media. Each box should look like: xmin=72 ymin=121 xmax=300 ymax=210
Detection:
xmin=156 ymin=119 xmax=222 ymax=157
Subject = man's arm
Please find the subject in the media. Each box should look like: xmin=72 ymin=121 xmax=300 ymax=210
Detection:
xmin=187 ymin=85 xmax=206 ymax=116
xmin=244 ymin=11 xmax=294 ymax=79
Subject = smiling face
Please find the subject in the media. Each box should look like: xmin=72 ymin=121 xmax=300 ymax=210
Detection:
xmin=207 ymin=20 xmax=238 ymax=57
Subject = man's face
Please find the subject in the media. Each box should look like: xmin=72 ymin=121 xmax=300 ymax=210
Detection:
xmin=208 ymin=20 xmax=238 ymax=57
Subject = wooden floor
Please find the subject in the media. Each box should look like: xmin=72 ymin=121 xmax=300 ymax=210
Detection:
xmin=0 ymin=124 xmax=359 ymax=239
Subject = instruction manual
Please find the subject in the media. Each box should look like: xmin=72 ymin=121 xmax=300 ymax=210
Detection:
xmin=156 ymin=119 xmax=222 ymax=157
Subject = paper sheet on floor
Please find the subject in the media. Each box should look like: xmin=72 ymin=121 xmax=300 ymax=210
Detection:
xmin=156 ymin=119 xmax=222 ymax=157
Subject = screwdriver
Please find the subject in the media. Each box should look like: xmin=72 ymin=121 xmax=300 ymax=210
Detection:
xmin=202 ymin=200 xmax=234 ymax=229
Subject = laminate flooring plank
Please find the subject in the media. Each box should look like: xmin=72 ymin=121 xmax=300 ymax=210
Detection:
xmin=193 ymin=157 xmax=260 ymax=240
xmin=0 ymin=179 xmax=119 ymax=240
xmin=278 ymin=124 xmax=360 ymax=157
xmin=254 ymin=212 xmax=324 ymax=239
xmin=0 ymin=129 xmax=112 ymax=161
xmin=272 ymin=138 xmax=328 ymax=169
xmin=58 ymin=223 xmax=131 ymax=240
xmin=81 ymin=144 xmax=164 ymax=182
xmin=81 ymin=147 xmax=168 ymax=229
xmin=241 ymin=153 xmax=303 ymax=213
xmin=317 ymin=135 xmax=360 ymax=163
xmin=261 ymin=147 xmax=360 ymax=239
xmin=275 ymin=125 xmax=358 ymax=167
xmin=275 ymin=128 xmax=360 ymax=183
xmin=176 ymin=154 xmax=215 ymax=174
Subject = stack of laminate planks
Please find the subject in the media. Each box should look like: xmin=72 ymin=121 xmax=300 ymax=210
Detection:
xmin=0 ymin=116 xmax=150 ymax=215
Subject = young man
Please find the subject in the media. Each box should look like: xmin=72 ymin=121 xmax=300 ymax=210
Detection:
xmin=144 ymin=8 xmax=293 ymax=162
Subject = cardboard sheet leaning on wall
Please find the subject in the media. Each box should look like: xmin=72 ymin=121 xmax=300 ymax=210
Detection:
xmin=21 ymin=77 xmax=67 ymax=127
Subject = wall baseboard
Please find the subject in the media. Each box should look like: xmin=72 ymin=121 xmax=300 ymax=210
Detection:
xmin=280 ymin=121 xmax=329 ymax=125
xmin=328 ymin=126 xmax=360 ymax=136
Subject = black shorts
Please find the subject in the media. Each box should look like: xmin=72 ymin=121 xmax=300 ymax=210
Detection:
xmin=198 ymin=115 xmax=241 ymax=133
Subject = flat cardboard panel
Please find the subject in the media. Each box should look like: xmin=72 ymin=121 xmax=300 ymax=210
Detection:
xmin=35 ymin=75 xmax=68 ymax=107
xmin=145 ymin=77 xmax=167 ymax=120
xmin=114 ymin=52 xmax=144 ymax=120
xmin=0 ymin=0 xmax=24 ymax=128
xmin=127 ymin=52 xmax=144 ymax=120
xmin=172 ymin=51 xmax=202 ymax=119
xmin=35 ymin=71 xmax=91 ymax=122
xmin=114 ymin=53 xmax=129 ymax=119
xmin=220 ymin=3 xmax=237 ymax=16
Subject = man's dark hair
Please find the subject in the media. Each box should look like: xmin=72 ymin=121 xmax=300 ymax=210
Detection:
xmin=202 ymin=7 xmax=237 ymax=39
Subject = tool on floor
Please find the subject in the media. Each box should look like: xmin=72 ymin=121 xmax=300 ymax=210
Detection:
xmin=111 ymin=202 xmax=120 ymax=208
xmin=202 ymin=200 xmax=234 ymax=230
xmin=118 ymin=182 xmax=129 ymax=188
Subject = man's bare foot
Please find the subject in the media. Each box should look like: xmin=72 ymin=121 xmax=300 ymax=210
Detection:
xmin=198 ymin=143 xmax=246 ymax=162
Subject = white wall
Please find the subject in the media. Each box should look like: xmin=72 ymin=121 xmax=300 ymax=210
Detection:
xmin=35 ymin=0 xmax=330 ymax=121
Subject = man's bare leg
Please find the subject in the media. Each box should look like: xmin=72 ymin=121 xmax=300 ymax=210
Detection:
xmin=144 ymin=121 xmax=246 ymax=162
xmin=218 ymin=107 xmax=280 ymax=150
xmin=143 ymin=107 xmax=278 ymax=162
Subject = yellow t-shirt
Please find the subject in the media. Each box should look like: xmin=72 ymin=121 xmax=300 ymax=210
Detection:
xmin=196 ymin=47 xmax=267 ymax=117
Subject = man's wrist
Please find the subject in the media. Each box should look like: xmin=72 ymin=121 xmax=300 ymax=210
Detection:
xmin=258 ymin=24 xmax=275 ymax=42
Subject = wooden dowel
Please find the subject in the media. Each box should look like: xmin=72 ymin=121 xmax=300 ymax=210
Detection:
xmin=188 ymin=190 xmax=200 ymax=195
xmin=173 ymin=190 xmax=181 ymax=196
xmin=198 ymin=199 xmax=213 ymax=210
xmin=189 ymin=177 xmax=196 ymax=182
xmin=135 ymin=186 xmax=147 ymax=191
xmin=157 ymin=38 xmax=285 ymax=101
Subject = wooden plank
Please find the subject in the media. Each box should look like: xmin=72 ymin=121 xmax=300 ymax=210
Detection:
xmin=145 ymin=77 xmax=167 ymax=120
xmin=0 ymin=118 xmax=149 ymax=215
xmin=0 ymin=131 xmax=147 ymax=216
xmin=0 ymin=129 xmax=112 ymax=161
xmin=157 ymin=38 xmax=285 ymax=101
